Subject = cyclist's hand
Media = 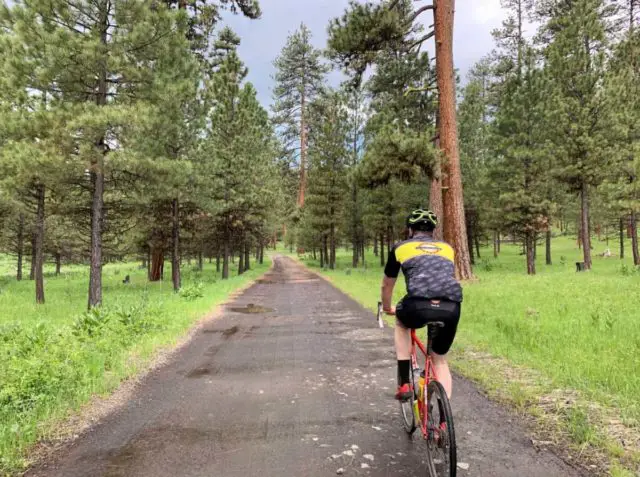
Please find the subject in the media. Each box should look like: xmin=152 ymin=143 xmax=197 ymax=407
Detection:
xmin=383 ymin=306 xmax=396 ymax=316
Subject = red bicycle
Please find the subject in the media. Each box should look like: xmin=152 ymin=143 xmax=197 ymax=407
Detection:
xmin=377 ymin=302 xmax=457 ymax=477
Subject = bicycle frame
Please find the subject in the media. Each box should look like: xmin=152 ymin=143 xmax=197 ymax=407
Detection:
xmin=410 ymin=328 xmax=436 ymax=439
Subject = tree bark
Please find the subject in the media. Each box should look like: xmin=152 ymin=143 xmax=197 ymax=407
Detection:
xmin=34 ymin=184 xmax=45 ymax=304
xmin=497 ymin=231 xmax=501 ymax=253
xmin=30 ymin=231 xmax=36 ymax=280
xmin=373 ymin=236 xmax=378 ymax=257
xmin=16 ymin=213 xmax=24 ymax=281
xmin=147 ymin=248 xmax=151 ymax=279
xmin=298 ymin=93 xmax=308 ymax=207
xmin=222 ymin=232 xmax=230 ymax=279
xmin=88 ymin=4 xmax=108 ymax=309
xmin=526 ymin=230 xmax=536 ymax=275
xmin=330 ymin=223 xmax=336 ymax=270
xmin=238 ymin=236 xmax=245 ymax=275
xmin=323 ymin=235 xmax=329 ymax=268
xmin=631 ymin=211 xmax=639 ymax=266
xmin=55 ymin=252 xmax=61 ymax=275
xmin=430 ymin=112 xmax=444 ymax=241
xmin=320 ymin=241 xmax=324 ymax=268
xmin=379 ymin=232 xmax=385 ymax=267
xmin=216 ymin=246 xmax=221 ymax=273
xmin=259 ymin=243 xmax=264 ymax=264
xmin=88 ymin=155 xmax=105 ymax=308
xmin=244 ymin=239 xmax=251 ymax=272
xmin=150 ymin=246 xmax=164 ymax=281
xmin=493 ymin=230 xmax=498 ymax=258
xmin=198 ymin=251 xmax=203 ymax=271
xmin=546 ymin=229 xmax=552 ymax=265
xmin=171 ymin=198 xmax=181 ymax=291
xmin=435 ymin=0 xmax=474 ymax=280
xmin=619 ymin=217 xmax=625 ymax=259
xmin=466 ymin=213 xmax=475 ymax=265
xmin=580 ymin=182 xmax=592 ymax=270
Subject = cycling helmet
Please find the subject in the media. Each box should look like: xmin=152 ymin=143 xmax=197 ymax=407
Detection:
xmin=406 ymin=208 xmax=438 ymax=230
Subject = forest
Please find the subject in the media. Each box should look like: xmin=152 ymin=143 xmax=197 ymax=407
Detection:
xmin=0 ymin=0 xmax=638 ymax=475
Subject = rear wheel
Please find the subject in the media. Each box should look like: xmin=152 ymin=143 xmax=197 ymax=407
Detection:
xmin=425 ymin=380 xmax=456 ymax=477
xmin=399 ymin=367 xmax=416 ymax=435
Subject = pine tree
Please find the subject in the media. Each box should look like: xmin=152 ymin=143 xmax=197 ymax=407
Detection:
xmin=491 ymin=48 xmax=553 ymax=274
xmin=303 ymin=91 xmax=350 ymax=269
xmin=328 ymin=0 xmax=473 ymax=278
xmin=542 ymin=0 xmax=612 ymax=270
xmin=0 ymin=1 xmax=195 ymax=306
xmin=272 ymin=24 xmax=329 ymax=208
xmin=603 ymin=3 xmax=640 ymax=264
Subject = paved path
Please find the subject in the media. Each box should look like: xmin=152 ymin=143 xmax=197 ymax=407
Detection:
xmin=29 ymin=256 xmax=587 ymax=477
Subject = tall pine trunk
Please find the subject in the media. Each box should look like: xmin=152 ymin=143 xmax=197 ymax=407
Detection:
xmin=379 ymin=232 xmax=385 ymax=267
xmin=493 ymin=230 xmax=498 ymax=258
xmin=430 ymin=113 xmax=444 ymax=241
xmin=580 ymin=181 xmax=592 ymax=270
xmin=545 ymin=229 xmax=552 ymax=265
xmin=198 ymin=251 xmax=203 ymax=271
xmin=259 ymin=243 xmax=264 ymax=264
xmin=222 ymin=232 xmax=230 ymax=279
xmin=323 ymin=235 xmax=329 ymax=268
xmin=16 ymin=213 xmax=24 ymax=281
xmin=171 ymin=198 xmax=181 ymax=291
xmin=631 ymin=211 xmax=639 ymax=266
xmin=244 ymin=239 xmax=251 ymax=272
xmin=88 ymin=5 xmax=108 ymax=309
xmin=150 ymin=246 xmax=164 ymax=281
xmin=238 ymin=245 xmax=244 ymax=275
xmin=319 ymin=241 xmax=324 ymax=268
xmin=619 ymin=217 xmax=625 ymax=259
xmin=466 ymin=214 xmax=475 ymax=265
xmin=55 ymin=252 xmax=61 ymax=275
xmin=216 ymin=246 xmax=221 ymax=273
xmin=373 ymin=236 xmax=378 ymax=257
xmin=34 ymin=184 xmax=45 ymax=304
xmin=526 ymin=230 xmax=536 ymax=275
xmin=30 ymin=231 xmax=36 ymax=280
xmin=435 ymin=0 xmax=473 ymax=279
xmin=297 ymin=93 xmax=307 ymax=207
xmin=330 ymin=222 xmax=336 ymax=270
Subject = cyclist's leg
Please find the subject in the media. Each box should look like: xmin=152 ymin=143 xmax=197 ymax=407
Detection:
xmin=395 ymin=318 xmax=412 ymax=361
xmin=431 ymin=352 xmax=452 ymax=398
xmin=430 ymin=301 xmax=461 ymax=398
xmin=394 ymin=298 xmax=420 ymax=399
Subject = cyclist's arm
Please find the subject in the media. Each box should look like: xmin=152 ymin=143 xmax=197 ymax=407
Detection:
xmin=381 ymin=247 xmax=400 ymax=313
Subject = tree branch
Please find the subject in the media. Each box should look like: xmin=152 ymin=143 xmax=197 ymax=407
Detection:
xmin=409 ymin=30 xmax=435 ymax=50
xmin=409 ymin=5 xmax=434 ymax=23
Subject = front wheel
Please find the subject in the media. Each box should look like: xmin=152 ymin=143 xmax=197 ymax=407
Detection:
xmin=425 ymin=380 xmax=456 ymax=477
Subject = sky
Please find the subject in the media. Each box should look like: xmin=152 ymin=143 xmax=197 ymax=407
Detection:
xmin=224 ymin=0 xmax=507 ymax=107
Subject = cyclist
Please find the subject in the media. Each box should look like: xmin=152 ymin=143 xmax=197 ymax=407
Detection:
xmin=380 ymin=208 xmax=462 ymax=401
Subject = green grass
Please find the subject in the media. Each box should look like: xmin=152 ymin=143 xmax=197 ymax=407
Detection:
xmin=0 ymin=255 xmax=270 ymax=474
xmin=294 ymin=236 xmax=640 ymax=471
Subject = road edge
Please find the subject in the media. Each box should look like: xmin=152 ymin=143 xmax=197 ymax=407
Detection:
xmin=20 ymin=261 xmax=274 ymax=476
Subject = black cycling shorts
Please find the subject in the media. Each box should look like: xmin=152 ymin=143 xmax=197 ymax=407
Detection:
xmin=395 ymin=296 xmax=461 ymax=355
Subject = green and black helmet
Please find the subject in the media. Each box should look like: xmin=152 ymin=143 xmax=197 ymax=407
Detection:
xmin=406 ymin=208 xmax=438 ymax=231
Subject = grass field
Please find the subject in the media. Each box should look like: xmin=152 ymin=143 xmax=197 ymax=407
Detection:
xmin=293 ymin=236 xmax=640 ymax=475
xmin=0 ymin=255 xmax=270 ymax=474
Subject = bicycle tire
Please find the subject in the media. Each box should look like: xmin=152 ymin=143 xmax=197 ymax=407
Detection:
xmin=398 ymin=367 xmax=417 ymax=435
xmin=425 ymin=380 xmax=456 ymax=477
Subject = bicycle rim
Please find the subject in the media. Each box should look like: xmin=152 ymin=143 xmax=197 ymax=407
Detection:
xmin=424 ymin=381 xmax=456 ymax=477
